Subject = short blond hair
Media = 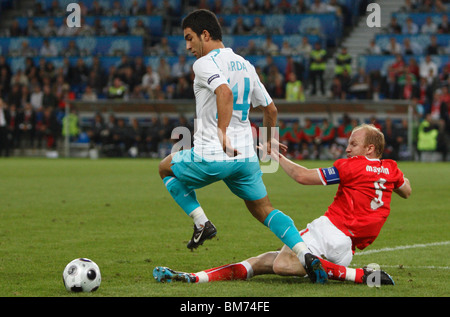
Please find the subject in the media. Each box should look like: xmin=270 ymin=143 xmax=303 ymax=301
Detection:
xmin=352 ymin=124 xmax=385 ymax=158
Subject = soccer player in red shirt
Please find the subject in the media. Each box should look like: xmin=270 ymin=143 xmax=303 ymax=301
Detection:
xmin=153 ymin=124 xmax=412 ymax=285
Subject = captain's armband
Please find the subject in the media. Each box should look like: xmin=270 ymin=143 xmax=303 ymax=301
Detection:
xmin=318 ymin=167 xmax=340 ymax=185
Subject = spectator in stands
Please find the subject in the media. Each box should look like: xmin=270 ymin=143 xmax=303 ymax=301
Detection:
xmin=334 ymin=47 xmax=352 ymax=78
xmin=18 ymin=102 xmax=36 ymax=149
xmin=229 ymin=0 xmax=248 ymax=14
xmin=349 ymin=67 xmax=370 ymax=99
xmin=140 ymin=0 xmax=156 ymax=15
xmin=174 ymin=76 xmax=193 ymax=99
xmin=42 ymin=18 xmax=58 ymax=37
xmin=438 ymin=14 xmax=449 ymax=33
xmin=18 ymin=40 xmax=36 ymax=57
xmin=300 ymin=118 xmax=321 ymax=159
xmin=281 ymin=120 xmax=300 ymax=157
xmin=330 ymin=75 xmax=345 ymax=100
xmin=145 ymin=115 xmax=161 ymax=156
xmin=81 ymin=86 xmax=98 ymax=102
xmin=261 ymin=35 xmax=280 ymax=56
xmin=150 ymin=37 xmax=174 ymax=56
xmin=310 ymin=0 xmax=330 ymax=13
xmin=417 ymin=113 xmax=440 ymax=160
xmin=421 ymin=16 xmax=438 ymax=34
xmin=402 ymin=17 xmax=419 ymax=34
xmin=157 ymin=57 xmax=172 ymax=87
xmin=9 ymin=19 xmax=24 ymax=37
xmin=382 ymin=117 xmax=401 ymax=160
xmin=296 ymin=36 xmax=312 ymax=60
xmin=426 ymin=35 xmax=443 ymax=55
xmin=316 ymin=118 xmax=336 ymax=160
xmin=116 ymin=19 xmax=130 ymax=36
xmin=232 ymin=17 xmax=250 ymax=35
xmin=401 ymin=0 xmax=418 ymax=12
xmin=285 ymin=55 xmax=304 ymax=84
xmin=57 ymin=17 xmax=79 ymax=37
xmin=68 ymin=58 xmax=89 ymax=87
xmin=93 ymin=18 xmax=107 ymax=36
xmin=132 ymin=19 xmax=152 ymax=46
xmin=366 ymin=39 xmax=382 ymax=55
xmin=142 ymin=65 xmax=160 ymax=99
xmin=89 ymin=1 xmax=104 ymax=16
xmin=30 ymin=84 xmax=43 ymax=111
xmin=78 ymin=17 xmax=95 ymax=36
xmin=48 ymin=0 xmax=64 ymax=16
xmin=239 ymin=39 xmax=263 ymax=56
xmin=401 ymin=38 xmax=420 ymax=55
xmin=107 ymin=77 xmax=127 ymax=99
xmin=109 ymin=0 xmax=127 ymax=16
xmin=62 ymin=40 xmax=80 ymax=57
xmin=292 ymin=0 xmax=308 ymax=14
xmin=129 ymin=117 xmax=146 ymax=156
xmin=36 ymin=107 xmax=59 ymax=150
xmin=386 ymin=16 xmax=402 ymax=34
xmin=268 ymin=75 xmax=286 ymax=99
xmin=261 ymin=0 xmax=274 ymax=14
xmin=309 ymin=41 xmax=327 ymax=96
xmin=40 ymin=39 xmax=58 ymax=57
xmin=280 ymin=41 xmax=295 ymax=57
xmin=420 ymin=55 xmax=438 ymax=82
xmin=157 ymin=115 xmax=174 ymax=157
xmin=276 ymin=0 xmax=292 ymax=14
xmin=86 ymin=112 xmax=105 ymax=147
xmin=171 ymin=55 xmax=191 ymax=83
xmin=285 ymin=73 xmax=305 ymax=102
xmin=251 ymin=16 xmax=267 ymax=36
xmin=383 ymin=37 xmax=402 ymax=55
xmin=24 ymin=18 xmax=41 ymax=37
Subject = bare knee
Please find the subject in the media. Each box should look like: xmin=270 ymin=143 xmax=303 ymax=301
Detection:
xmin=273 ymin=247 xmax=306 ymax=276
xmin=159 ymin=154 xmax=175 ymax=179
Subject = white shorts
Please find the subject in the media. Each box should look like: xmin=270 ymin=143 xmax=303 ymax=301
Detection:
xmin=300 ymin=216 xmax=353 ymax=267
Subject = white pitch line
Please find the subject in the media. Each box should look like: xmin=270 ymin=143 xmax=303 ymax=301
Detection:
xmin=351 ymin=264 xmax=450 ymax=270
xmin=354 ymin=241 xmax=450 ymax=256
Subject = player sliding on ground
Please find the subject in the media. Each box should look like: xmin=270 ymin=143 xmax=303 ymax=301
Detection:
xmin=158 ymin=9 xmax=327 ymax=283
xmin=154 ymin=124 xmax=412 ymax=285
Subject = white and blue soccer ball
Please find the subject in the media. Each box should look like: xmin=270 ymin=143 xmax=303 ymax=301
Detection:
xmin=63 ymin=258 xmax=101 ymax=292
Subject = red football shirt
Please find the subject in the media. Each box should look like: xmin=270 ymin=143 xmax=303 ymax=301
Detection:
xmin=318 ymin=156 xmax=405 ymax=250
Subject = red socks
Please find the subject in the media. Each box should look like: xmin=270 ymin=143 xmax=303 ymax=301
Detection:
xmin=194 ymin=262 xmax=252 ymax=283
xmin=318 ymin=258 xmax=365 ymax=283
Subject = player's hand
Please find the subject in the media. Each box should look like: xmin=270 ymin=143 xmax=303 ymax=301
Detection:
xmin=256 ymin=138 xmax=287 ymax=162
xmin=222 ymin=136 xmax=240 ymax=157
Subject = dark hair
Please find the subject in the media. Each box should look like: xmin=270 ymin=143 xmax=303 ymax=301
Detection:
xmin=181 ymin=9 xmax=222 ymax=41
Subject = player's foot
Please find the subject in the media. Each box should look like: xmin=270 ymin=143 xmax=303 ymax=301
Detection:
xmin=187 ymin=221 xmax=217 ymax=250
xmin=153 ymin=266 xmax=196 ymax=283
xmin=304 ymin=253 xmax=328 ymax=284
xmin=362 ymin=267 xmax=395 ymax=285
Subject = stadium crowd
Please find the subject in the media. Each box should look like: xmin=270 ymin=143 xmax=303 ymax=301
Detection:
xmin=0 ymin=0 xmax=448 ymax=161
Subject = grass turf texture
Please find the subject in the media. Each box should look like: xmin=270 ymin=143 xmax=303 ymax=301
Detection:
xmin=0 ymin=158 xmax=449 ymax=297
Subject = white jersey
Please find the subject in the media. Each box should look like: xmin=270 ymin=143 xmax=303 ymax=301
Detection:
xmin=192 ymin=48 xmax=272 ymax=161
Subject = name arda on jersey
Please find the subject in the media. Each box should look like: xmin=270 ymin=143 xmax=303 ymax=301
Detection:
xmin=227 ymin=60 xmax=248 ymax=72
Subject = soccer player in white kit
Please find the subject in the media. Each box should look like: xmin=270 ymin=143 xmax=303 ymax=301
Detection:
xmin=158 ymin=9 xmax=327 ymax=283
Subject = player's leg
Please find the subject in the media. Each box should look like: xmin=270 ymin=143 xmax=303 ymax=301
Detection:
xmin=153 ymin=251 xmax=279 ymax=283
xmin=159 ymin=150 xmax=214 ymax=248
xmin=244 ymin=196 xmax=328 ymax=283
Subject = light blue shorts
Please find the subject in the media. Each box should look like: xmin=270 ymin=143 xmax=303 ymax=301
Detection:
xmin=171 ymin=149 xmax=267 ymax=201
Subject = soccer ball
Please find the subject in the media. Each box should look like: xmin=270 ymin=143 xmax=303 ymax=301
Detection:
xmin=62 ymin=258 xmax=101 ymax=292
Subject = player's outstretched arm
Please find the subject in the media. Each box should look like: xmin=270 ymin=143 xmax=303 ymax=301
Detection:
xmin=394 ymin=177 xmax=412 ymax=199
xmin=269 ymin=139 xmax=322 ymax=185
xmin=216 ymin=84 xmax=239 ymax=157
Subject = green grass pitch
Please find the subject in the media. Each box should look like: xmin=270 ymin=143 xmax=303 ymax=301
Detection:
xmin=0 ymin=157 xmax=448 ymax=298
